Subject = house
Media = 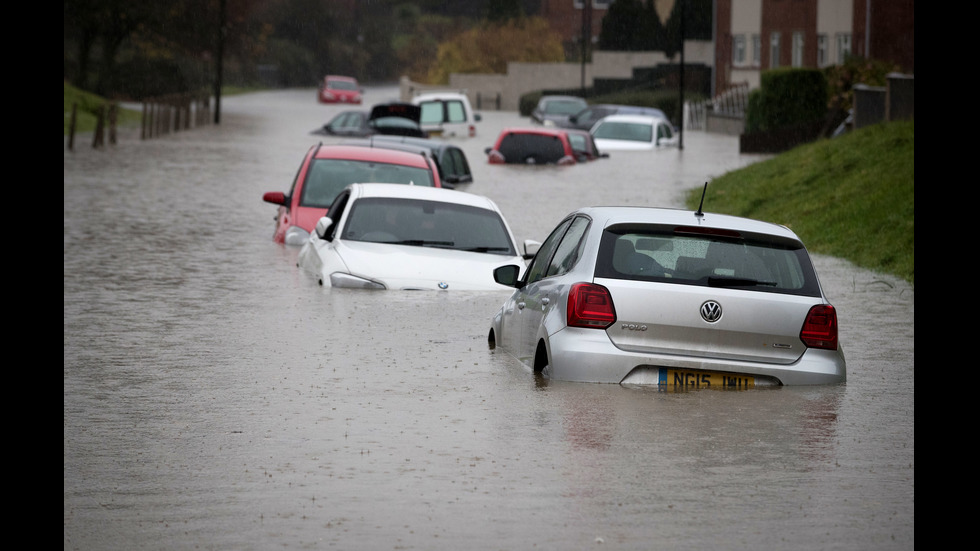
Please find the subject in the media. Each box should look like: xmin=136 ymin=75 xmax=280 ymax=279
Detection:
xmin=713 ymin=0 xmax=913 ymax=95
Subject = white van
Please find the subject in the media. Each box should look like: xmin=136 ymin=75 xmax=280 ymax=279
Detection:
xmin=412 ymin=92 xmax=481 ymax=138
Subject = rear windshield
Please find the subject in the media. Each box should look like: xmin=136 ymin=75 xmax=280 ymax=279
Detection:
xmin=497 ymin=134 xmax=567 ymax=164
xmin=341 ymin=198 xmax=516 ymax=255
xmin=595 ymin=225 xmax=821 ymax=297
xmin=592 ymin=122 xmax=653 ymax=143
xmin=300 ymin=159 xmax=434 ymax=208
xmin=418 ymin=100 xmax=467 ymax=124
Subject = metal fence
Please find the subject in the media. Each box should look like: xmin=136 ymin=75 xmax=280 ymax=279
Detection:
xmin=685 ymin=82 xmax=750 ymax=130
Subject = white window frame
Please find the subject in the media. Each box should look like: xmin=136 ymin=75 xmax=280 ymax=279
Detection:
xmin=792 ymin=32 xmax=804 ymax=67
xmin=733 ymin=34 xmax=747 ymax=66
xmin=817 ymin=34 xmax=828 ymax=67
xmin=770 ymin=32 xmax=781 ymax=69
xmin=752 ymin=34 xmax=761 ymax=67
xmin=836 ymin=33 xmax=852 ymax=63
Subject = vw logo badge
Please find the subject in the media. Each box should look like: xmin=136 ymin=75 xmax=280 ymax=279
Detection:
xmin=438 ymin=282 xmax=449 ymax=289
xmin=700 ymin=300 xmax=722 ymax=323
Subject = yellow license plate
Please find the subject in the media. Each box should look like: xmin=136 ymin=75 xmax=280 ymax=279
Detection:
xmin=659 ymin=368 xmax=755 ymax=389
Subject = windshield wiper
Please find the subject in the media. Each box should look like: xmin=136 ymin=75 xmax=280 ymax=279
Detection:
xmin=395 ymin=239 xmax=455 ymax=248
xmin=707 ymin=276 xmax=777 ymax=288
xmin=463 ymin=246 xmax=511 ymax=253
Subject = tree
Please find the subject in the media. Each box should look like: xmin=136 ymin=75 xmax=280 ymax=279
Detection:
xmin=424 ymin=17 xmax=564 ymax=84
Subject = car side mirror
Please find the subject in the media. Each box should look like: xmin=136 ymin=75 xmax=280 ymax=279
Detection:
xmin=523 ymin=239 xmax=541 ymax=259
xmin=493 ymin=265 xmax=522 ymax=288
xmin=263 ymin=191 xmax=287 ymax=206
xmin=474 ymin=113 xmax=482 ymax=122
xmin=314 ymin=216 xmax=334 ymax=240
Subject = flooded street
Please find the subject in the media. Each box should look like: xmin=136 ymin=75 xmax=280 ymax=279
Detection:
xmin=64 ymin=87 xmax=913 ymax=550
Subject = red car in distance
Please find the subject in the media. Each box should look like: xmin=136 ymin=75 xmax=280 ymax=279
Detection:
xmin=485 ymin=127 xmax=581 ymax=166
xmin=318 ymin=75 xmax=362 ymax=104
xmin=262 ymin=144 xmax=442 ymax=245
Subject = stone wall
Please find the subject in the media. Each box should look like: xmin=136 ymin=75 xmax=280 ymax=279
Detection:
xmin=400 ymin=43 xmax=714 ymax=112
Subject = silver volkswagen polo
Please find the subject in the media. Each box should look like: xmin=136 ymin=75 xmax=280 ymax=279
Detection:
xmin=488 ymin=206 xmax=846 ymax=388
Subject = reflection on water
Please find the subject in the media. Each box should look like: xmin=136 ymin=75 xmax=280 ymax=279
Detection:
xmin=65 ymin=87 xmax=913 ymax=551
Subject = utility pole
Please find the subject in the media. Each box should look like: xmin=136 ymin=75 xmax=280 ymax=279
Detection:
xmin=581 ymin=0 xmax=592 ymax=96
xmin=213 ymin=0 xmax=226 ymax=125
xmin=678 ymin=0 xmax=685 ymax=150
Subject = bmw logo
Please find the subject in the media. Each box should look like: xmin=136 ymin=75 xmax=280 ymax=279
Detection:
xmin=438 ymin=282 xmax=449 ymax=289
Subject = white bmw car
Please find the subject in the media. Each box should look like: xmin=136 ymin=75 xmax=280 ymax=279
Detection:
xmin=297 ymin=183 xmax=529 ymax=291
xmin=488 ymin=205 xmax=846 ymax=387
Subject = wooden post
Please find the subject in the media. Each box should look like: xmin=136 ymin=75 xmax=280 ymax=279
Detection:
xmin=108 ymin=103 xmax=118 ymax=145
xmin=92 ymin=105 xmax=105 ymax=148
xmin=68 ymin=103 xmax=77 ymax=151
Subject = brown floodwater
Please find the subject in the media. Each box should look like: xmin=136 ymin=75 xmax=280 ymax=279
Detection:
xmin=64 ymin=87 xmax=913 ymax=550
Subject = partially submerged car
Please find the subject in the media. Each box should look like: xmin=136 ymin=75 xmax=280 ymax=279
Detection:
xmin=296 ymin=183 xmax=527 ymax=291
xmin=343 ymin=135 xmax=475 ymax=188
xmin=262 ymin=144 xmax=441 ymax=245
xmin=558 ymin=104 xmax=671 ymax=132
xmin=367 ymin=102 xmax=428 ymax=138
xmin=314 ymin=110 xmax=372 ymax=137
xmin=530 ymin=95 xmax=588 ymax=126
xmin=489 ymin=205 xmax=846 ymax=387
xmin=412 ymin=92 xmax=482 ymax=138
xmin=318 ymin=75 xmax=362 ymax=104
xmin=485 ymin=127 xmax=578 ymax=165
xmin=590 ymin=114 xmax=678 ymax=151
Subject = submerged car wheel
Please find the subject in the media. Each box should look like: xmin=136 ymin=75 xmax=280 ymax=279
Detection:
xmin=487 ymin=328 xmax=496 ymax=350
xmin=533 ymin=341 xmax=549 ymax=374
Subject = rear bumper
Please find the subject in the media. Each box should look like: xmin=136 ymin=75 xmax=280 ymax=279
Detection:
xmin=547 ymin=326 xmax=846 ymax=386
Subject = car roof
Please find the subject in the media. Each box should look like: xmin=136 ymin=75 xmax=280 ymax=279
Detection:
xmin=497 ymin=127 xmax=569 ymax=137
xmin=312 ymin=144 xmax=432 ymax=168
xmin=571 ymin=206 xmax=803 ymax=241
xmin=325 ymin=75 xmax=357 ymax=82
xmin=362 ymin=135 xmax=454 ymax=152
xmin=412 ymin=92 xmax=471 ymax=102
xmin=595 ymin=114 xmax=666 ymax=125
xmin=539 ymin=95 xmax=585 ymax=103
xmin=348 ymin=183 xmax=497 ymax=211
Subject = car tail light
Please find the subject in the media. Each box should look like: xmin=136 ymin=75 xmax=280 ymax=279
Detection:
xmin=488 ymin=150 xmax=506 ymax=164
xmin=567 ymin=283 xmax=616 ymax=329
xmin=469 ymin=125 xmax=476 ymax=137
xmin=800 ymin=304 xmax=838 ymax=350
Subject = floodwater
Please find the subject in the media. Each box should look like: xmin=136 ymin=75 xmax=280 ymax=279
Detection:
xmin=64 ymin=87 xmax=913 ymax=550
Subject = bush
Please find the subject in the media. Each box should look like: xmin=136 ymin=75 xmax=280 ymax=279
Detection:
xmin=745 ymin=68 xmax=827 ymax=134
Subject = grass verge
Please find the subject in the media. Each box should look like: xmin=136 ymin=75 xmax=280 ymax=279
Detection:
xmin=686 ymin=120 xmax=914 ymax=283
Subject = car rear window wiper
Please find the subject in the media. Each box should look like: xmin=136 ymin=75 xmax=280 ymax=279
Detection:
xmin=707 ymin=276 xmax=777 ymax=287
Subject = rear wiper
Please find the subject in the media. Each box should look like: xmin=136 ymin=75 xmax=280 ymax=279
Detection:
xmin=395 ymin=239 xmax=455 ymax=248
xmin=707 ymin=276 xmax=777 ymax=287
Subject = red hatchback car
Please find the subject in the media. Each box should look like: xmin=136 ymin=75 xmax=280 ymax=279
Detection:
xmin=262 ymin=144 xmax=442 ymax=245
xmin=318 ymin=75 xmax=362 ymax=104
xmin=485 ymin=127 xmax=580 ymax=165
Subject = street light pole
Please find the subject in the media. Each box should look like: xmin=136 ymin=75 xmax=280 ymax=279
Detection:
xmin=678 ymin=0 xmax=685 ymax=150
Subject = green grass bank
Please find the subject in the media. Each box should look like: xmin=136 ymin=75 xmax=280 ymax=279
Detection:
xmin=686 ymin=120 xmax=914 ymax=283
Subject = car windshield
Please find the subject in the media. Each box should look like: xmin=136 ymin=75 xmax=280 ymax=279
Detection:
xmin=327 ymin=79 xmax=357 ymax=90
xmin=544 ymin=99 xmax=586 ymax=115
xmin=595 ymin=225 xmax=821 ymax=297
xmin=299 ymin=159 xmax=434 ymax=208
xmin=497 ymin=133 xmax=567 ymax=164
xmin=592 ymin=122 xmax=653 ymax=142
xmin=341 ymin=197 xmax=515 ymax=255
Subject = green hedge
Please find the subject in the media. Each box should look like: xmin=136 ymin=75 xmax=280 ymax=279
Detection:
xmin=745 ymin=68 xmax=828 ymax=134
